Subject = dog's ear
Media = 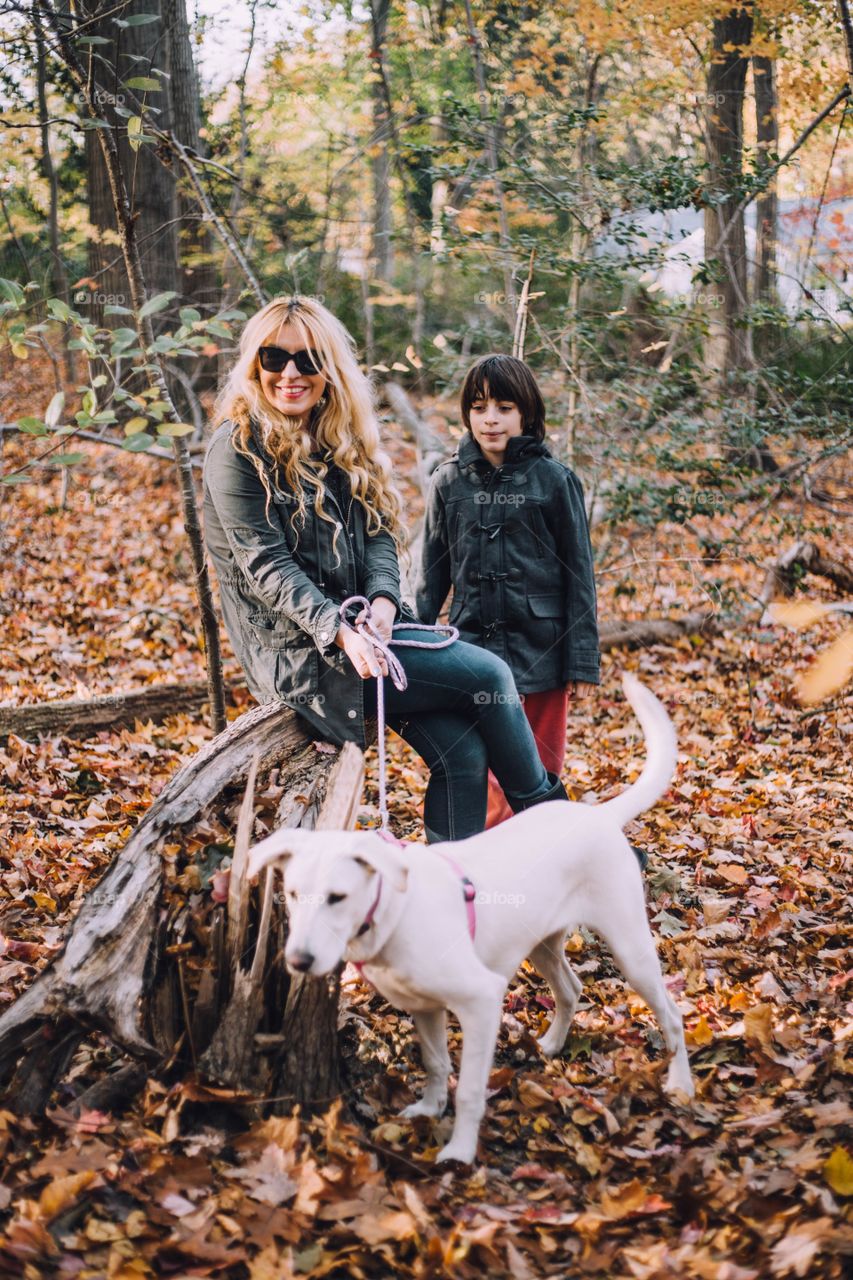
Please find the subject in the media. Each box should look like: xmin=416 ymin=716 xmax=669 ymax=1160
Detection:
xmin=247 ymin=828 xmax=314 ymax=881
xmin=351 ymin=832 xmax=409 ymax=893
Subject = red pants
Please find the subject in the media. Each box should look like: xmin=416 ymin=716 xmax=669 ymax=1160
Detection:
xmin=485 ymin=687 xmax=569 ymax=828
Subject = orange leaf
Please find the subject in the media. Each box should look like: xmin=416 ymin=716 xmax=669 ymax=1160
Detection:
xmin=717 ymin=863 xmax=748 ymax=885
xmin=39 ymin=1170 xmax=99 ymax=1221
xmin=688 ymin=1015 xmax=714 ymax=1046
xmin=798 ymin=628 xmax=853 ymax=704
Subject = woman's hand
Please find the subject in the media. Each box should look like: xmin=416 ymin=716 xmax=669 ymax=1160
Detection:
xmin=334 ymin=624 xmax=389 ymax=679
xmin=567 ymin=681 xmax=596 ymax=699
xmin=355 ymin=595 xmax=396 ymax=643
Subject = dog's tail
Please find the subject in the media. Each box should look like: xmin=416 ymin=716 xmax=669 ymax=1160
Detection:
xmin=600 ymin=673 xmax=677 ymax=827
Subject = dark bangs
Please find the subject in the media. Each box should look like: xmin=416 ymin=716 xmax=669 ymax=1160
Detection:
xmin=459 ymin=354 xmax=546 ymax=441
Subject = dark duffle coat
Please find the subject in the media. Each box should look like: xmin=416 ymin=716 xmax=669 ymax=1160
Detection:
xmin=202 ymin=418 xmax=409 ymax=747
xmin=414 ymin=432 xmax=600 ymax=693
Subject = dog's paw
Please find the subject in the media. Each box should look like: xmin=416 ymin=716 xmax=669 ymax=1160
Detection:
xmin=536 ymin=1030 xmax=565 ymax=1057
xmin=664 ymin=1064 xmax=696 ymax=1100
xmin=399 ymin=1097 xmax=446 ymax=1120
xmin=435 ymin=1139 xmax=476 ymax=1165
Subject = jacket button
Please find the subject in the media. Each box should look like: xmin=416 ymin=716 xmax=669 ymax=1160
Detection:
xmin=320 ymin=631 xmax=329 ymax=642
xmin=347 ymin=709 xmax=357 ymax=719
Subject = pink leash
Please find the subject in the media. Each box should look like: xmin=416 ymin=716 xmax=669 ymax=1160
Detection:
xmin=337 ymin=595 xmax=457 ymax=833
xmin=338 ymin=597 xmax=477 ymax=973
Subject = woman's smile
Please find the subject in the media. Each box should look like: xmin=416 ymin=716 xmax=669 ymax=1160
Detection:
xmin=257 ymin=320 xmax=327 ymax=424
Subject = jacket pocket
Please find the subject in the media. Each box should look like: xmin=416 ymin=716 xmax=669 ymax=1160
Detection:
xmin=528 ymin=594 xmax=563 ymax=618
xmin=247 ymin=611 xmax=305 ymax=649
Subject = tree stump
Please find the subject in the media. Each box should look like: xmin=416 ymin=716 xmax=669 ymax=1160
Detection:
xmin=0 ymin=701 xmax=364 ymax=1117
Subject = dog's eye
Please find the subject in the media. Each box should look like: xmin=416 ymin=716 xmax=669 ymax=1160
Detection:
xmin=326 ymin=892 xmax=346 ymax=905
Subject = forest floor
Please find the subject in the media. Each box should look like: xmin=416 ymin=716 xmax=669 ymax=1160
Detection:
xmin=0 ymin=351 xmax=851 ymax=1278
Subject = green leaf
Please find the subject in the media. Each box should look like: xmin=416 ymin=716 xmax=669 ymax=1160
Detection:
xmin=206 ymin=321 xmax=233 ymax=339
xmin=52 ymin=452 xmax=86 ymax=466
xmin=45 ymin=391 xmax=65 ymax=428
xmin=122 ymin=433 xmax=156 ymax=452
xmin=47 ymin=298 xmax=72 ymax=322
xmin=127 ymin=115 xmax=143 ymax=152
xmin=17 ymin=417 xmax=47 ymax=435
xmin=156 ymin=422 xmax=194 ymax=437
xmin=82 ymin=389 xmax=97 ymax=416
xmin=179 ymin=307 xmax=201 ymax=326
xmin=74 ymin=35 xmax=111 ymax=44
xmin=92 ymin=374 xmax=108 ymax=387
xmin=0 ymin=278 xmax=24 ymax=307
xmin=139 ymin=291 xmax=177 ymax=319
xmin=110 ymin=327 xmax=138 ymax=351
xmin=119 ymin=12 xmax=159 ymax=24
xmin=125 ymin=76 xmax=162 ymax=91
xmin=1 ymin=474 xmax=32 ymax=485
xmin=104 ymin=304 xmax=133 ymax=315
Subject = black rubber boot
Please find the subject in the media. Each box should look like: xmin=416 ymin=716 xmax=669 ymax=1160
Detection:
xmin=507 ymin=770 xmax=569 ymax=813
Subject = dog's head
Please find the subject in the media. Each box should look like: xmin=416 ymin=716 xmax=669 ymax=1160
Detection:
xmin=248 ymin=828 xmax=409 ymax=976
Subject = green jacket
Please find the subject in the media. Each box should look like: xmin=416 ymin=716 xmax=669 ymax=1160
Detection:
xmin=202 ymin=419 xmax=405 ymax=747
xmin=414 ymin=433 xmax=600 ymax=692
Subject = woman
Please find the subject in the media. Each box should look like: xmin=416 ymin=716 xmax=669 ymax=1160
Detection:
xmin=202 ymin=295 xmax=566 ymax=842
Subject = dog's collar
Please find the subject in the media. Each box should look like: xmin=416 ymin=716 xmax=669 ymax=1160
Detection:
xmin=356 ymin=874 xmax=382 ymax=937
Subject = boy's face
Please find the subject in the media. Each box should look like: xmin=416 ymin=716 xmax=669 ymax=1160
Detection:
xmin=468 ymin=385 xmax=524 ymax=466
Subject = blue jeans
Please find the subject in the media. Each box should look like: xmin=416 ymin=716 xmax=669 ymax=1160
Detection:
xmin=362 ymin=626 xmax=552 ymax=842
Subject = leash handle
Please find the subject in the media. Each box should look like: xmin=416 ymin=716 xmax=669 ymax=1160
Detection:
xmin=338 ymin=595 xmax=458 ymax=831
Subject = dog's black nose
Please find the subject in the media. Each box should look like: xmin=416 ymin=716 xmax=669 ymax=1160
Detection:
xmin=288 ymin=950 xmax=315 ymax=972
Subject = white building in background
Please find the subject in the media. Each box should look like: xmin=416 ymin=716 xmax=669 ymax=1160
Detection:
xmin=597 ymin=197 xmax=852 ymax=325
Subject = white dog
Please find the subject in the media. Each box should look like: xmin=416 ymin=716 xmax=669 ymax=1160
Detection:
xmin=248 ymin=673 xmax=695 ymax=1165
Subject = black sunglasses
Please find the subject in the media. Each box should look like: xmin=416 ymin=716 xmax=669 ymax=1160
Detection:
xmin=258 ymin=345 xmax=324 ymax=376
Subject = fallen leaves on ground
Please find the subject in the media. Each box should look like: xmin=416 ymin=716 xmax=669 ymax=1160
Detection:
xmin=0 ymin=403 xmax=851 ymax=1277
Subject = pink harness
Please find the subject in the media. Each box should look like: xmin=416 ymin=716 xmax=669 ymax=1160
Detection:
xmin=352 ymin=830 xmax=476 ymax=979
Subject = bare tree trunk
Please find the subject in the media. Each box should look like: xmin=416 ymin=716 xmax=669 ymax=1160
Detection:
xmin=753 ymin=53 xmax=778 ymax=309
xmin=702 ymin=6 xmax=753 ymax=387
xmin=80 ymin=0 xmax=180 ymax=327
xmin=463 ymin=0 xmax=516 ymax=327
xmin=564 ymin=54 xmax=600 ymax=469
xmin=41 ymin=0 xmax=226 ymax=734
xmin=369 ymin=0 xmax=395 ymax=283
xmin=33 ymin=5 xmax=76 ymax=381
xmin=163 ymin=0 xmax=218 ymax=319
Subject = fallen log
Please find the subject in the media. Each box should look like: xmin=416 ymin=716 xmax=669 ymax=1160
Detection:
xmin=759 ymin=539 xmax=853 ymax=606
xmin=0 ymin=677 xmax=246 ymax=742
xmin=599 ymin=611 xmax=718 ymax=651
xmin=2 ymin=614 xmax=725 ymax=753
xmin=0 ymin=700 xmax=364 ymax=1117
xmin=381 ymin=380 xmax=448 ymax=491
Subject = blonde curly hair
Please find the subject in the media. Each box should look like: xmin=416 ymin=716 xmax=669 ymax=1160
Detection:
xmin=214 ymin=296 xmax=403 ymax=559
